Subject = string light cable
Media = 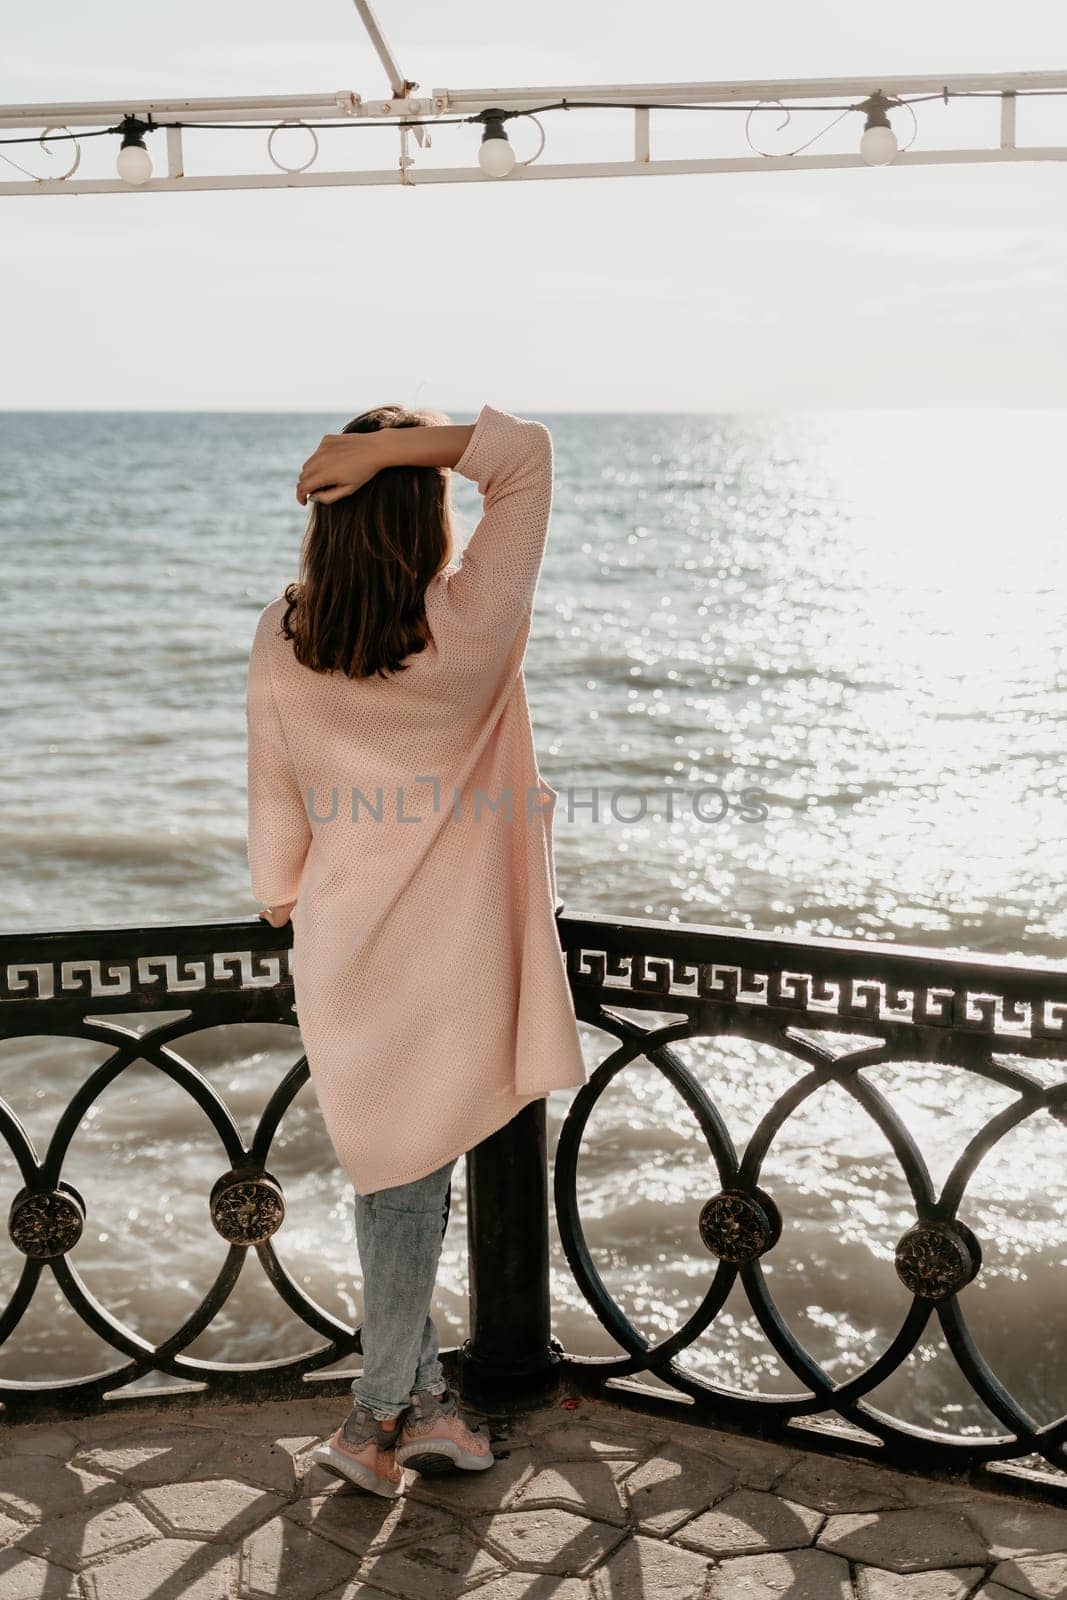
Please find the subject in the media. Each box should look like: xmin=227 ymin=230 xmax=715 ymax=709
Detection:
xmin=0 ymin=86 xmax=1063 ymax=182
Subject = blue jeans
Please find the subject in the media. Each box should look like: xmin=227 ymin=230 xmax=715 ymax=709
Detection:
xmin=350 ymin=1155 xmax=458 ymax=1420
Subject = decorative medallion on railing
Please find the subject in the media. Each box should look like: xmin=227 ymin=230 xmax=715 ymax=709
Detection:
xmin=698 ymin=1187 xmax=781 ymax=1265
xmin=9 ymin=1184 xmax=86 ymax=1260
xmin=210 ymin=1169 xmax=286 ymax=1247
xmin=894 ymin=1218 xmax=982 ymax=1301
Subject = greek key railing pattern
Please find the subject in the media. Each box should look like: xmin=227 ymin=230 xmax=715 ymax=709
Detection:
xmin=1 ymin=943 xmax=295 ymax=1008
xmin=563 ymin=927 xmax=1067 ymax=1045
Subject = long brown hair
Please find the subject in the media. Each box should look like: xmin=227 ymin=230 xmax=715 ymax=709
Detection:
xmin=281 ymin=405 xmax=454 ymax=679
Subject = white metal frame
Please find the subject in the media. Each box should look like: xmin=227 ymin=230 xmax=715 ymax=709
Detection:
xmin=1 ymin=0 xmax=1065 ymax=201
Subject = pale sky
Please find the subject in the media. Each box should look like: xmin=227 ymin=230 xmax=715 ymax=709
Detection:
xmin=3 ymin=1 xmax=1067 ymax=410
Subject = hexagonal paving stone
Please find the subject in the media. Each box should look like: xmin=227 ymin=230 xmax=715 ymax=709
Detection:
xmin=966 ymin=1498 xmax=1067 ymax=1559
xmin=0 ymin=1455 xmax=120 ymax=1522
xmin=185 ymin=1398 xmax=345 ymax=1440
xmin=73 ymin=1426 xmax=221 ymax=1489
xmin=590 ymin=1532 xmax=711 ymax=1599
xmin=285 ymin=1488 xmax=458 ymax=1557
xmin=201 ymin=1430 xmax=321 ymax=1496
xmin=668 ymin=1424 xmax=797 ymax=1492
xmin=706 ymin=1548 xmax=853 ymax=1600
xmin=856 ymin=1568 xmax=985 ymax=1600
xmin=472 ymin=1508 xmax=626 ymax=1578
xmin=624 ymin=1445 xmax=736 ymax=1536
xmin=510 ymin=1459 xmax=636 ymax=1527
xmin=402 ymin=1449 xmax=537 ymax=1515
xmin=818 ymin=1508 xmax=989 ymax=1574
xmin=488 ymin=1405 xmax=570 ymax=1441
xmin=477 ymin=1416 xmax=547 ymax=1450
xmin=513 ymin=1399 xmax=655 ymax=1442
xmin=531 ymin=1423 xmax=662 ymax=1463
xmin=6 ymin=1427 xmax=79 ymax=1460
xmin=63 ymin=1412 xmax=185 ymax=1446
xmin=467 ymin=1575 xmax=589 ymax=1600
xmin=358 ymin=1530 xmax=505 ymax=1598
xmin=318 ymin=1582 xmax=405 ymax=1600
xmin=82 ymin=1537 xmax=234 ymax=1600
xmin=896 ymin=1476 xmax=976 ymax=1509
xmin=17 ymin=1496 xmax=160 ymax=1571
xmin=988 ymin=1555 xmax=1067 ymax=1598
xmin=240 ymin=1516 xmax=364 ymax=1600
xmin=53 ymin=1414 xmax=133 ymax=1444
xmin=0 ymin=1509 xmax=28 ymax=1549
xmin=774 ymin=1453 xmax=912 ymax=1515
xmin=673 ymin=1489 xmax=823 ymax=1558
xmin=0 ymin=1548 xmax=80 ymax=1599
xmin=139 ymin=1476 xmax=285 ymax=1542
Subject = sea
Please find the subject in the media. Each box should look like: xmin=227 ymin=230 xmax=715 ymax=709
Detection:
xmin=2 ymin=408 xmax=1066 ymax=1438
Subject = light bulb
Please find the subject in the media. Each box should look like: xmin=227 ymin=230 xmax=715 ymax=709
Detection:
xmin=477 ymin=110 xmax=516 ymax=178
xmin=478 ymin=138 xmax=516 ymax=178
xmin=116 ymin=118 xmax=153 ymax=185
xmin=117 ymin=142 xmax=153 ymax=184
xmin=859 ymin=95 xmax=898 ymax=166
xmin=860 ymin=124 xmax=898 ymax=166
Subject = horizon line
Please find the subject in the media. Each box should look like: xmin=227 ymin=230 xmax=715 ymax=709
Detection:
xmin=3 ymin=404 xmax=1066 ymax=416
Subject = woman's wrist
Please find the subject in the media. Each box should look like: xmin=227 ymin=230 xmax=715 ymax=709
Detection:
xmin=376 ymin=424 xmax=475 ymax=473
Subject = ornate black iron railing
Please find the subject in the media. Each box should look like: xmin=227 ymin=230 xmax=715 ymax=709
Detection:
xmin=553 ymin=913 xmax=1067 ymax=1480
xmin=3 ymin=910 xmax=1067 ymax=1488
xmin=0 ymin=918 xmax=339 ymax=1414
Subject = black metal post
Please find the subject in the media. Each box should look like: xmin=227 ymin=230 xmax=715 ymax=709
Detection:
xmin=457 ymin=1099 xmax=562 ymax=1411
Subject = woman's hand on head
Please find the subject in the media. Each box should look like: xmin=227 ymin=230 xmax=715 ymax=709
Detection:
xmin=296 ymin=432 xmax=387 ymax=507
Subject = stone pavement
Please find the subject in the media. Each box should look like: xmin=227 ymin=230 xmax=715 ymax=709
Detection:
xmin=2 ymin=1390 xmax=1067 ymax=1599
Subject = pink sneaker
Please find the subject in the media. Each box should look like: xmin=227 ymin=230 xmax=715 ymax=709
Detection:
xmin=394 ymin=1385 xmax=494 ymax=1474
xmin=311 ymin=1404 xmax=405 ymax=1498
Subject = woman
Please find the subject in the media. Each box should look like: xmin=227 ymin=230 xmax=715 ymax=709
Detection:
xmin=245 ymin=403 xmax=587 ymax=1499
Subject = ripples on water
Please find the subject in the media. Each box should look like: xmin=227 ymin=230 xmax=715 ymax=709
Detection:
xmin=1 ymin=409 xmax=1065 ymax=1432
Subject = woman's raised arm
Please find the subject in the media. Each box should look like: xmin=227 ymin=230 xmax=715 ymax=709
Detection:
xmin=296 ymin=423 xmax=476 ymax=506
xmin=444 ymin=404 xmax=554 ymax=614
xmin=295 ymin=404 xmax=555 ymax=617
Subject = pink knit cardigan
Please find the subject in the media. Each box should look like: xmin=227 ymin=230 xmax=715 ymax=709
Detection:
xmin=246 ymin=404 xmax=588 ymax=1195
